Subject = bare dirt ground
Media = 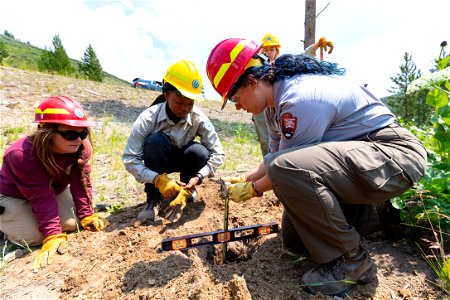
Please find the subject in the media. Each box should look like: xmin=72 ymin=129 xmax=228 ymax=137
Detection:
xmin=1 ymin=66 xmax=449 ymax=299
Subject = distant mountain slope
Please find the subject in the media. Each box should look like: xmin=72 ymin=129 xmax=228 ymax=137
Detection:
xmin=0 ymin=34 xmax=129 ymax=86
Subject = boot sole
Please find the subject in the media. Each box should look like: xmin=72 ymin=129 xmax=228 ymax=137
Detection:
xmin=357 ymin=263 xmax=378 ymax=284
xmin=303 ymin=263 xmax=377 ymax=297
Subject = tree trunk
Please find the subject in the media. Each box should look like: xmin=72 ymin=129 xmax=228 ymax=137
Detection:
xmin=304 ymin=0 xmax=316 ymax=50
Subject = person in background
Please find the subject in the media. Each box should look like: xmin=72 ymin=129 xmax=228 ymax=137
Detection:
xmin=122 ymin=60 xmax=225 ymax=223
xmin=260 ymin=33 xmax=282 ymax=64
xmin=251 ymin=33 xmax=282 ymax=157
xmin=206 ymin=38 xmax=426 ymax=296
xmin=253 ymin=34 xmax=334 ymax=157
xmin=0 ymin=96 xmax=108 ymax=272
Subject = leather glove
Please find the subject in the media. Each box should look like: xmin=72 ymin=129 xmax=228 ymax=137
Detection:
xmin=32 ymin=233 xmax=68 ymax=272
xmin=80 ymin=214 xmax=109 ymax=231
xmin=220 ymin=174 xmax=246 ymax=184
xmin=318 ymin=36 xmax=334 ymax=54
xmin=155 ymin=173 xmax=181 ymax=198
xmin=228 ymin=182 xmax=258 ymax=203
xmin=163 ymin=188 xmax=191 ymax=223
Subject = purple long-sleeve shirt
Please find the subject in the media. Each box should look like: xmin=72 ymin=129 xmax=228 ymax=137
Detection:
xmin=0 ymin=136 xmax=94 ymax=237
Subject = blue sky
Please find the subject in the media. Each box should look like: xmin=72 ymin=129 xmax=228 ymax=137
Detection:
xmin=1 ymin=0 xmax=448 ymax=100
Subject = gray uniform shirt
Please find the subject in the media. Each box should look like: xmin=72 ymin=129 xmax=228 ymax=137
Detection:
xmin=265 ymin=74 xmax=396 ymax=157
xmin=122 ymin=102 xmax=225 ymax=184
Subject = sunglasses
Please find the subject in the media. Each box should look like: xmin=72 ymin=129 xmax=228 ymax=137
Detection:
xmin=55 ymin=129 xmax=89 ymax=141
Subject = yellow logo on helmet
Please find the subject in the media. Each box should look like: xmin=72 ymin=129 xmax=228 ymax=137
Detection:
xmin=35 ymin=108 xmax=70 ymax=115
xmin=213 ymin=40 xmax=251 ymax=88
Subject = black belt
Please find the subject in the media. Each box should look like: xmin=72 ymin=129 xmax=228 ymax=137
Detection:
xmin=370 ymin=121 xmax=400 ymax=134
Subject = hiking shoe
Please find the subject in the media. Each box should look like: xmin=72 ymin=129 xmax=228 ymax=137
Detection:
xmin=137 ymin=195 xmax=162 ymax=221
xmin=301 ymin=245 xmax=377 ymax=296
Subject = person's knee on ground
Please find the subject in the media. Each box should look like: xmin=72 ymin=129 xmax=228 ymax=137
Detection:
xmin=0 ymin=195 xmax=44 ymax=246
xmin=56 ymin=188 xmax=80 ymax=232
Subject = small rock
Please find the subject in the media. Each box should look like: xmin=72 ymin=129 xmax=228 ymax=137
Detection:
xmin=228 ymin=274 xmax=252 ymax=300
xmin=3 ymin=249 xmax=24 ymax=262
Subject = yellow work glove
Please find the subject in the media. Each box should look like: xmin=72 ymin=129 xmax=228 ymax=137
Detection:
xmin=220 ymin=174 xmax=246 ymax=184
xmin=155 ymin=173 xmax=181 ymax=198
xmin=228 ymin=182 xmax=258 ymax=203
xmin=32 ymin=233 xmax=68 ymax=272
xmin=318 ymin=36 xmax=334 ymax=54
xmin=163 ymin=188 xmax=191 ymax=223
xmin=80 ymin=214 xmax=109 ymax=231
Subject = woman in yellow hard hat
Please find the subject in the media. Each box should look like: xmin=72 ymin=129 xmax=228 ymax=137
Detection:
xmin=260 ymin=33 xmax=281 ymax=64
xmin=123 ymin=60 xmax=225 ymax=223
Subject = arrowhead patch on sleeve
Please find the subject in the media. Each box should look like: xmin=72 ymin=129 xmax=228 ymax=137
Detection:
xmin=279 ymin=113 xmax=297 ymax=140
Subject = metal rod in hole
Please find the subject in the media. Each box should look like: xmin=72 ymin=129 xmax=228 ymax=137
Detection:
xmin=223 ymin=196 xmax=229 ymax=262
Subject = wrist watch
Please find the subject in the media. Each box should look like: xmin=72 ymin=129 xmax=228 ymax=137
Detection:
xmin=252 ymin=181 xmax=263 ymax=197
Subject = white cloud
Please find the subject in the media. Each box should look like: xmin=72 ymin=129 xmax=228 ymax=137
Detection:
xmin=1 ymin=0 xmax=448 ymax=100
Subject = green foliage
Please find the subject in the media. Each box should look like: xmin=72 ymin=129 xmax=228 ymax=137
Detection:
xmin=38 ymin=35 xmax=76 ymax=76
xmin=0 ymin=39 xmax=8 ymax=64
xmin=394 ymin=41 xmax=450 ymax=237
xmin=392 ymin=45 xmax=449 ymax=292
xmin=79 ymin=44 xmax=104 ymax=82
xmin=3 ymin=30 xmax=14 ymax=39
xmin=386 ymin=52 xmax=432 ymax=127
xmin=0 ymin=33 xmax=129 ymax=86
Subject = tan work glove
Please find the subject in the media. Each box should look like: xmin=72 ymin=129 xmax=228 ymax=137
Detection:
xmin=220 ymin=174 xmax=246 ymax=184
xmin=32 ymin=233 xmax=68 ymax=272
xmin=155 ymin=173 xmax=181 ymax=198
xmin=80 ymin=214 xmax=109 ymax=231
xmin=228 ymin=182 xmax=258 ymax=203
xmin=163 ymin=188 xmax=191 ymax=223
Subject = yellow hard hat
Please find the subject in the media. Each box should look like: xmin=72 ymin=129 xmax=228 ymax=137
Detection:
xmin=261 ymin=33 xmax=281 ymax=48
xmin=163 ymin=60 xmax=204 ymax=101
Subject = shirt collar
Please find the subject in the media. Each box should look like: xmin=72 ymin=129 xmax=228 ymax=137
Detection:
xmin=155 ymin=102 xmax=193 ymax=126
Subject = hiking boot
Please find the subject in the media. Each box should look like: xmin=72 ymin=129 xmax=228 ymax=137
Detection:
xmin=301 ymin=245 xmax=377 ymax=296
xmin=137 ymin=195 xmax=162 ymax=221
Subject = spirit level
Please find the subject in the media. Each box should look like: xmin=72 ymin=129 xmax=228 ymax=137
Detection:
xmin=161 ymin=222 xmax=279 ymax=251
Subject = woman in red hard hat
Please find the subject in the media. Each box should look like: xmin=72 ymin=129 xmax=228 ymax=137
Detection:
xmin=0 ymin=96 xmax=108 ymax=271
xmin=206 ymin=38 xmax=427 ymax=296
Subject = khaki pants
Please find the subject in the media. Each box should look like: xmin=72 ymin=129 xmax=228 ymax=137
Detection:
xmin=0 ymin=188 xmax=79 ymax=246
xmin=267 ymin=125 xmax=427 ymax=263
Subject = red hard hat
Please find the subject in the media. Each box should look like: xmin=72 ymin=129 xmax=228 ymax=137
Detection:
xmin=206 ymin=38 xmax=261 ymax=109
xmin=33 ymin=96 xmax=96 ymax=127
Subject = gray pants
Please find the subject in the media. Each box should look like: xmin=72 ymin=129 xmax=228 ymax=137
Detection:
xmin=267 ymin=125 xmax=427 ymax=263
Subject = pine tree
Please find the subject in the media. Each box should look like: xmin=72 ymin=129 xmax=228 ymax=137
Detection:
xmin=385 ymin=52 xmax=431 ymax=126
xmin=79 ymin=44 xmax=104 ymax=82
xmin=38 ymin=35 xmax=75 ymax=75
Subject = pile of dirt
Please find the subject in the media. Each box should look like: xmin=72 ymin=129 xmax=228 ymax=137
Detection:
xmin=1 ymin=66 xmax=448 ymax=299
